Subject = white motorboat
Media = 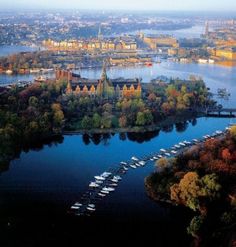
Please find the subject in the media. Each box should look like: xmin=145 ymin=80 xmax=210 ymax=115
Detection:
xmin=87 ymin=207 xmax=96 ymax=211
xmin=165 ymin=153 xmax=171 ymax=156
xmin=89 ymin=182 xmax=99 ymax=188
xmin=102 ymin=187 xmax=115 ymax=192
xmin=120 ymin=161 xmax=127 ymax=165
xmin=131 ymin=156 xmax=139 ymax=161
xmin=98 ymin=193 xmax=106 ymax=197
xmin=160 ymin=149 xmax=167 ymax=152
xmin=130 ymin=164 xmax=137 ymax=169
xmin=94 ymin=176 xmax=106 ymax=181
xmin=157 ymin=155 xmax=163 ymax=158
xmin=71 ymin=205 xmax=80 ymax=209
xmin=114 ymin=175 xmax=122 ymax=180
xmin=74 ymin=202 xmax=82 ymax=207
xmin=138 ymin=161 xmax=145 ymax=166
xmin=100 ymin=190 xmax=109 ymax=194
xmin=171 ymin=150 xmax=177 ymax=154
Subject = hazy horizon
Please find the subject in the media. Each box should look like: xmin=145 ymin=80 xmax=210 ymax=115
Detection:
xmin=1 ymin=0 xmax=236 ymax=12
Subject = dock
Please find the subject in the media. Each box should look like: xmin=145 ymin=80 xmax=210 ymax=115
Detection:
xmin=68 ymin=127 xmax=230 ymax=217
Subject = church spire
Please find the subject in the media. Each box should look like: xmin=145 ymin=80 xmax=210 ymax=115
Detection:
xmin=101 ymin=60 xmax=108 ymax=82
xmin=98 ymin=25 xmax=103 ymax=40
xmin=205 ymin=21 xmax=209 ymax=37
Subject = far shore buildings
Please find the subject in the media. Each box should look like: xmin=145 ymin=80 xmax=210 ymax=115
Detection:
xmin=56 ymin=63 xmax=142 ymax=98
xmin=43 ymin=37 xmax=137 ymax=52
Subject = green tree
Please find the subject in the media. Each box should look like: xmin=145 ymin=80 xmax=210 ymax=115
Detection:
xmin=187 ymin=215 xmax=205 ymax=238
xmin=92 ymin=113 xmax=101 ymax=128
xmin=28 ymin=96 xmax=39 ymax=108
xmin=81 ymin=116 xmax=92 ymax=129
xmin=136 ymin=112 xmax=146 ymax=126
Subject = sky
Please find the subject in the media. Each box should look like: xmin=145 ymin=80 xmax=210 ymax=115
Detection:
xmin=1 ymin=0 xmax=236 ymax=11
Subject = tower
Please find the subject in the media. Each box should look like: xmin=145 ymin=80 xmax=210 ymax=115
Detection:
xmin=100 ymin=61 xmax=113 ymax=98
xmin=205 ymin=21 xmax=209 ymax=37
xmin=98 ymin=25 xmax=103 ymax=40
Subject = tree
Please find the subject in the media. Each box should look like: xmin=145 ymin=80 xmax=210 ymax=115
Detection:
xmin=136 ymin=112 xmax=146 ymax=126
xmin=170 ymin=172 xmax=221 ymax=212
xmin=28 ymin=96 xmax=39 ymax=108
xmin=187 ymin=215 xmax=205 ymax=238
xmin=143 ymin=110 xmax=153 ymax=125
xmin=222 ymin=148 xmax=231 ymax=163
xmin=156 ymin=157 xmax=168 ymax=170
xmin=51 ymin=103 xmax=64 ymax=130
xmin=81 ymin=116 xmax=92 ymax=129
xmin=119 ymin=115 xmax=127 ymax=128
xmin=230 ymin=125 xmax=236 ymax=140
xmin=101 ymin=116 xmax=112 ymax=129
xmin=92 ymin=113 xmax=101 ymax=129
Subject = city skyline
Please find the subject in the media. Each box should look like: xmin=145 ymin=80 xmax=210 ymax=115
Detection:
xmin=1 ymin=0 xmax=236 ymax=11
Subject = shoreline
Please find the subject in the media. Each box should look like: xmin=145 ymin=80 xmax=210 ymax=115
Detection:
xmin=63 ymin=111 xmax=204 ymax=135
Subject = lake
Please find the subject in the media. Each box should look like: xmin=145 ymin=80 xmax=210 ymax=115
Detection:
xmin=0 ymin=59 xmax=236 ymax=245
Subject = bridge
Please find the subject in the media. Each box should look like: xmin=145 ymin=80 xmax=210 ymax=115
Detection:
xmin=206 ymin=108 xmax=236 ymax=117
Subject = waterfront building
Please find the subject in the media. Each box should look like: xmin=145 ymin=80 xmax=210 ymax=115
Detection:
xmin=142 ymin=35 xmax=178 ymax=50
xmin=215 ymin=47 xmax=236 ymax=60
xmin=56 ymin=63 xmax=141 ymax=98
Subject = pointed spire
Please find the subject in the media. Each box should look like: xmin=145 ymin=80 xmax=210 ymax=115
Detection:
xmin=101 ymin=60 xmax=108 ymax=82
xmin=98 ymin=25 xmax=103 ymax=40
xmin=205 ymin=21 xmax=209 ymax=36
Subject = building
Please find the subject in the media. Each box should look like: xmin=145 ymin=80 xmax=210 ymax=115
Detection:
xmin=215 ymin=47 xmax=236 ymax=60
xmin=56 ymin=63 xmax=142 ymax=98
xmin=143 ymin=35 xmax=179 ymax=50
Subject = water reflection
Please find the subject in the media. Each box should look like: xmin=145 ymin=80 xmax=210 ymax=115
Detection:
xmin=0 ymin=135 xmax=64 ymax=174
xmin=0 ymin=119 xmax=196 ymax=173
xmin=80 ymin=120 xmax=196 ymax=145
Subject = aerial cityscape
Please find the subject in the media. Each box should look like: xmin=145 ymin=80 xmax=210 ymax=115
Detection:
xmin=0 ymin=0 xmax=236 ymax=246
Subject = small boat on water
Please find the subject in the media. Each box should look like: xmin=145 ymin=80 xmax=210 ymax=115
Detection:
xmin=101 ymin=172 xmax=112 ymax=177
xmin=179 ymin=142 xmax=186 ymax=146
xmin=94 ymin=176 xmax=106 ymax=181
xmin=111 ymin=178 xmax=119 ymax=183
xmin=98 ymin=193 xmax=106 ymax=197
xmin=174 ymin=144 xmax=181 ymax=148
xmin=160 ymin=149 xmax=167 ymax=152
xmin=171 ymin=150 xmax=177 ymax=154
xmin=193 ymin=139 xmax=198 ymax=143
xmin=87 ymin=207 xmax=96 ymax=211
xmin=95 ymin=180 xmax=104 ymax=184
xmin=157 ymin=155 xmax=163 ymax=158
xmin=110 ymin=183 xmax=118 ymax=186
xmin=74 ymin=202 xmax=82 ymax=207
xmin=120 ymin=161 xmax=127 ymax=165
xmin=165 ymin=153 xmax=171 ymax=156
xmin=131 ymin=156 xmax=139 ymax=161
xmin=100 ymin=190 xmax=110 ymax=194
xmin=130 ymin=164 xmax=137 ymax=169
xmin=89 ymin=182 xmax=100 ymax=188
xmin=114 ymin=175 xmax=122 ymax=180
xmin=123 ymin=166 xmax=128 ymax=171
xmin=138 ymin=161 xmax=145 ymax=166
xmin=153 ymin=156 xmax=158 ymax=160
xmin=71 ymin=205 xmax=80 ymax=209
xmin=102 ymin=187 xmax=115 ymax=192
